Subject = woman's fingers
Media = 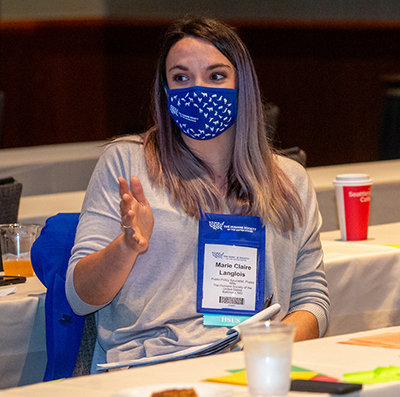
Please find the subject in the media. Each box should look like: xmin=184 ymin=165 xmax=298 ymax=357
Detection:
xmin=129 ymin=176 xmax=148 ymax=206
xmin=118 ymin=177 xmax=130 ymax=198
xmin=118 ymin=177 xmax=134 ymax=217
xmin=118 ymin=176 xmax=154 ymax=253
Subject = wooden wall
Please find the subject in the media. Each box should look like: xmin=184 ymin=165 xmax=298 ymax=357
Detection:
xmin=1 ymin=18 xmax=400 ymax=167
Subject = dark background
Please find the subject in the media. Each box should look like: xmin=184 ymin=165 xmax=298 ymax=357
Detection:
xmin=1 ymin=18 xmax=400 ymax=167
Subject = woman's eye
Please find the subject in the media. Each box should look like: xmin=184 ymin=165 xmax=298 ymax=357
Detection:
xmin=172 ymin=74 xmax=188 ymax=82
xmin=210 ymin=72 xmax=226 ymax=81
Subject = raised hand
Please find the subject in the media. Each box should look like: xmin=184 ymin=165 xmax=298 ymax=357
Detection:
xmin=119 ymin=176 xmax=154 ymax=254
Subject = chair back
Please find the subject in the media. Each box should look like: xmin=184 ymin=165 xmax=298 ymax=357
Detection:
xmin=31 ymin=212 xmax=88 ymax=381
xmin=0 ymin=177 xmax=22 ymax=224
xmin=280 ymin=147 xmax=307 ymax=167
xmin=0 ymin=177 xmax=23 ymax=271
xmin=0 ymin=91 xmax=3 ymax=148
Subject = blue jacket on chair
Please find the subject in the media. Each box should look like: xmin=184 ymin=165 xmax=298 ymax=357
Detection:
xmin=31 ymin=212 xmax=85 ymax=381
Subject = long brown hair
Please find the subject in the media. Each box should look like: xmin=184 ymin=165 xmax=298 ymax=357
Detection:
xmin=143 ymin=16 xmax=304 ymax=232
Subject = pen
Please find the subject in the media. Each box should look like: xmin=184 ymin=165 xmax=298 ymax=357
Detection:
xmin=261 ymin=293 xmax=273 ymax=311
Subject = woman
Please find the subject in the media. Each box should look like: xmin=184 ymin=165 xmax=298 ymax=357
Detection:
xmin=66 ymin=16 xmax=329 ymax=372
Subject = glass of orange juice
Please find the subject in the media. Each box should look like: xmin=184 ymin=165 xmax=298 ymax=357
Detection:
xmin=0 ymin=224 xmax=40 ymax=277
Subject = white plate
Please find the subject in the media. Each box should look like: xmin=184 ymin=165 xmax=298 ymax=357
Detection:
xmin=113 ymin=382 xmax=233 ymax=397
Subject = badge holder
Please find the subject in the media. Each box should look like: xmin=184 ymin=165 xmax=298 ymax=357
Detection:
xmin=197 ymin=212 xmax=266 ymax=327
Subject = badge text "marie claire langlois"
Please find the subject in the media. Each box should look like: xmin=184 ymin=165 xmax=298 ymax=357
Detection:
xmin=211 ymin=254 xmax=252 ymax=277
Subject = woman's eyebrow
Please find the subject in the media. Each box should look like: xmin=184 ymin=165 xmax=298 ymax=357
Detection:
xmin=168 ymin=63 xmax=232 ymax=73
xmin=168 ymin=64 xmax=188 ymax=73
xmin=206 ymin=63 xmax=232 ymax=71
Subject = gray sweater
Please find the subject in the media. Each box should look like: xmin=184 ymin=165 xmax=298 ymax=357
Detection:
xmin=66 ymin=139 xmax=329 ymax=371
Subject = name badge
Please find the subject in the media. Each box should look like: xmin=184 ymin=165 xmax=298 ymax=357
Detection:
xmin=197 ymin=212 xmax=265 ymax=318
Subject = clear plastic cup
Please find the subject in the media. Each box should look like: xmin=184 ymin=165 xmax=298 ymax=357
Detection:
xmin=240 ymin=321 xmax=297 ymax=396
xmin=0 ymin=224 xmax=40 ymax=277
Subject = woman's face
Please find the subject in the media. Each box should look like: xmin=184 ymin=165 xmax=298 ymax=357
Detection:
xmin=165 ymin=37 xmax=236 ymax=90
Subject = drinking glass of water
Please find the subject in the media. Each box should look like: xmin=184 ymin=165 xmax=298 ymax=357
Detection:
xmin=240 ymin=321 xmax=297 ymax=396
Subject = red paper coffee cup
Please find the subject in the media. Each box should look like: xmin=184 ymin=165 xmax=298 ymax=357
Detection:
xmin=333 ymin=174 xmax=373 ymax=241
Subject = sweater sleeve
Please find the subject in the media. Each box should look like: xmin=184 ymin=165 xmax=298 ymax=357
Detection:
xmin=65 ymin=142 xmax=140 ymax=316
xmin=281 ymin=158 xmax=330 ymax=337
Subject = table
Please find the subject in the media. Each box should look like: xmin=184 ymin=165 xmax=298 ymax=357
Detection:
xmin=321 ymin=222 xmax=400 ymax=336
xmin=18 ymin=191 xmax=85 ymax=226
xmin=0 ymin=141 xmax=106 ymax=197
xmin=2 ymin=145 xmax=398 ymax=226
xmin=1 ymin=326 xmax=400 ymax=396
xmin=1 ymin=222 xmax=397 ymax=390
xmin=13 ymin=155 xmax=399 ymax=229
xmin=307 ymin=159 xmax=400 ymax=232
xmin=322 ymin=221 xmax=400 ymax=246
xmin=0 ymin=276 xmax=47 ymax=389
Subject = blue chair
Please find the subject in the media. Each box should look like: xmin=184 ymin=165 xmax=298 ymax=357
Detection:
xmin=31 ymin=213 xmax=94 ymax=381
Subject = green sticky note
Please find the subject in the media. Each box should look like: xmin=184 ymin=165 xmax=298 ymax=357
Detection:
xmin=227 ymin=368 xmax=245 ymax=373
xmin=203 ymin=313 xmax=250 ymax=327
xmin=291 ymin=365 xmax=313 ymax=372
xmin=344 ymin=366 xmax=400 ymax=384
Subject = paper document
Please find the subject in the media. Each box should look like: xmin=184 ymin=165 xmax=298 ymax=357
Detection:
xmin=0 ymin=286 xmax=17 ymax=297
xmin=97 ymin=303 xmax=281 ymax=372
xmin=339 ymin=332 xmax=400 ymax=349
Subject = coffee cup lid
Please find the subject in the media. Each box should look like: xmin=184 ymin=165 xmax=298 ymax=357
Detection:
xmin=333 ymin=173 xmax=373 ymax=186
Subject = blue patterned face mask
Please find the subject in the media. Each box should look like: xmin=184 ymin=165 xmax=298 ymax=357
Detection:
xmin=166 ymin=85 xmax=238 ymax=140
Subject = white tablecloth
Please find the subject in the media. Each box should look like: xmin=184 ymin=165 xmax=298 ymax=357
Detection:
xmin=13 ymin=155 xmax=399 ymax=229
xmin=1 ymin=220 xmax=397 ymax=389
xmin=3 ymin=144 xmax=399 ymax=227
xmin=0 ymin=276 xmax=47 ymax=389
xmin=321 ymin=222 xmax=400 ymax=336
xmin=18 ymin=191 xmax=85 ymax=226
xmin=0 ymin=141 xmax=106 ymax=197
xmin=307 ymin=159 xmax=400 ymax=231
xmin=322 ymin=221 xmax=400 ymax=246
xmin=1 ymin=326 xmax=400 ymax=396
